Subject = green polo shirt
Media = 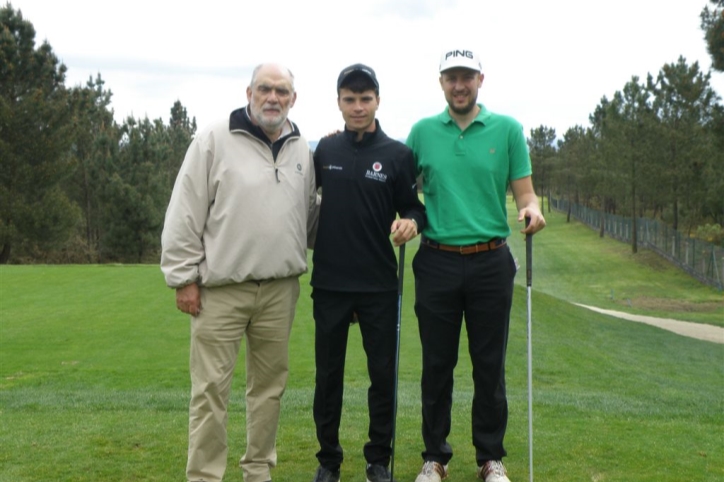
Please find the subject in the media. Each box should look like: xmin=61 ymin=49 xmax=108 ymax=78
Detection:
xmin=406 ymin=104 xmax=531 ymax=245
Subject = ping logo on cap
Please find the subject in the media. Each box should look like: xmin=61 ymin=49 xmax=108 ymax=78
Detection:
xmin=445 ymin=50 xmax=474 ymax=60
xmin=439 ymin=49 xmax=481 ymax=72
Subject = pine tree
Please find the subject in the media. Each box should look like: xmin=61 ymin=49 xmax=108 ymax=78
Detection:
xmin=0 ymin=4 xmax=78 ymax=263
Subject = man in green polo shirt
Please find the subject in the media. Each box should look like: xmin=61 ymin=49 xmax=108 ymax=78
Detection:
xmin=406 ymin=48 xmax=546 ymax=482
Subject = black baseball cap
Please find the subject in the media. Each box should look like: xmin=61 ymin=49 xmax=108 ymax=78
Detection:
xmin=336 ymin=63 xmax=379 ymax=91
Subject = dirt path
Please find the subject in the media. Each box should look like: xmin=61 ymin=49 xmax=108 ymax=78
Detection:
xmin=575 ymin=304 xmax=724 ymax=344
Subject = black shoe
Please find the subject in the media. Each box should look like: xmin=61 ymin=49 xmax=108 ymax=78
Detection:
xmin=366 ymin=464 xmax=394 ymax=482
xmin=313 ymin=465 xmax=341 ymax=482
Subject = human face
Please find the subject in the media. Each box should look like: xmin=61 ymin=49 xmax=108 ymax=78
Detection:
xmin=439 ymin=68 xmax=483 ymax=116
xmin=246 ymin=64 xmax=297 ymax=136
xmin=337 ymin=88 xmax=379 ymax=139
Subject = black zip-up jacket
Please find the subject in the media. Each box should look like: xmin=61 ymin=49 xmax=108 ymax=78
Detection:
xmin=311 ymin=120 xmax=427 ymax=292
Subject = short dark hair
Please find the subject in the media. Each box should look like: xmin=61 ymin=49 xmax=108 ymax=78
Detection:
xmin=338 ymin=71 xmax=379 ymax=96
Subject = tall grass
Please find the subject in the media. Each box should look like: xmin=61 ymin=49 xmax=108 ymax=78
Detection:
xmin=0 ymin=210 xmax=722 ymax=481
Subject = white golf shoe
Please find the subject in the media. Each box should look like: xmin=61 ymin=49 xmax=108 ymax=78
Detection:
xmin=414 ymin=461 xmax=448 ymax=482
xmin=477 ymin=460 xmax=510 ymax=482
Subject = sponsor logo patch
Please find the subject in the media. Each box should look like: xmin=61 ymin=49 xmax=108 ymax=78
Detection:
xmin=365 ymin=170 xmax=387 ymax=182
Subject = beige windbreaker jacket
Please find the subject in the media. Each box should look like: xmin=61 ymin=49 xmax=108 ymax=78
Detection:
xmin=160 ymin=113 xmax=318 ymax=288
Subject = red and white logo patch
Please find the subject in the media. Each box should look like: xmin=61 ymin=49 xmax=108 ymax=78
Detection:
xmin=373 ymin=162 xmax=382 ymax=172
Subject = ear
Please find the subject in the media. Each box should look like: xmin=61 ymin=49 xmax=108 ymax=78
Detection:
xmin=439 ymin=75 xmax=444 ymax=90
xmin=246 ymin=86 xmax=252 ymax=102
xmin=290 ymin=91 xmax=297 ymax=108
xmin=478 ymin=73 xmax=484 ymax=87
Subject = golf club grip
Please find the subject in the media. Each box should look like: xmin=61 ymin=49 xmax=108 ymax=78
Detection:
xmin=525 ymin=217 xmax=532 ymax=287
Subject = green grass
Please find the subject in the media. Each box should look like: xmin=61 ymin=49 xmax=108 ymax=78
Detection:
xmin=505 ymin=203 xmax=724 ymax=327
xmin=0 ymin=212 xmax=723 ymax=481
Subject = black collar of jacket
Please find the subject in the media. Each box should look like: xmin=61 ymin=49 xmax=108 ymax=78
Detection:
xmin=229 ymin=106 xmax=301 ymax=159
xmin=343 ymin=119 xmax=382 ymax=146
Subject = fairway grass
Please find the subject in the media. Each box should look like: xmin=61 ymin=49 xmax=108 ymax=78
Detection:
xmin=1 ymin=214 xmax=723 ymax=481
xmin=505 ymin=205 xmax=724 ymax=327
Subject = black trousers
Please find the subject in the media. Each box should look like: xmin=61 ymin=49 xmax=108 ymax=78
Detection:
xmin=412 ymin=244 xmax=517 ymax=466
xmin=312 ymin=288 xmax=399 ymax=471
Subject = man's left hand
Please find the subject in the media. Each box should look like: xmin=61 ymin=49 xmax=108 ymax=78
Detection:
xmin=518 ymin=208 xmax=546 ymax=235
xmin=390 ymin=218 xmax=418 ymax=246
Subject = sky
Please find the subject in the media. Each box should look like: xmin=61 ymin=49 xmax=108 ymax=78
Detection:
xmin=15 ymin=0 xmax=724 ymax=142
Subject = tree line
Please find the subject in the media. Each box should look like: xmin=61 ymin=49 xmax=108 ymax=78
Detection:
xmin=528 ymin=1 xmax=724 ymax=252
xmin=1 ymin=2 xmax=723 ymax=264
xmin=1 ymin=5 xmax=196 ymax=264
xmin=528 ymin=58 xmax=724 ymax=251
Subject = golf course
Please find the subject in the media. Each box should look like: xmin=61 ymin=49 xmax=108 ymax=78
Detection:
xmin=1 ymin=206 xmax=722 ymax=481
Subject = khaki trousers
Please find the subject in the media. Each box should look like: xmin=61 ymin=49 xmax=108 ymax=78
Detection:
xmin=186 ymin=277 xmax=300 ymax=482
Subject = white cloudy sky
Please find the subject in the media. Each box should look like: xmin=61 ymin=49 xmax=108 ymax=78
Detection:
xmin=17 ymin=0 xmax=724 ymax=142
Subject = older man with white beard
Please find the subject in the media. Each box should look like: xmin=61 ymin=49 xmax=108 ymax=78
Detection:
xmin=161 ymin=63 xmax=319 ymax=482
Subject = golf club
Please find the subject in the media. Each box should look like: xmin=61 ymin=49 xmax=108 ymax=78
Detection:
xmin=525 ymin=217 xmax=534 ymax=482
xmin=390 ymin=242 xmax=405 ymax=482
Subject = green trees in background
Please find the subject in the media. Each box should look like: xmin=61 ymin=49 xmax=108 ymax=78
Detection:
xmin=555 ymin=125 xmax=593 ymax=223
xmin=0 ymin=4 xmax=196 ymax=263
xmin=0 ymin=6 xmax=78 ymax=263
xmin=647 ymin=58 xmax=720 ymax=235
xmin=1 ymin=3 xmax=723 ymax=263
xmin=527 ymin=125 xmax=556 ymax=213
xmin=533 ymin=55 xmax=723 ymax=250
xmin=530 ymin=3 xmax=724 ymax=250
xmin=701 ymin=0 xmax=724 ymax=72
xmin=66 ymin=74 xmax=117 ymax=261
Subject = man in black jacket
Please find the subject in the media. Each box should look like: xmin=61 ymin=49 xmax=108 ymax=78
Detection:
xmin=310 ymin=64 xmax=426 ymax=482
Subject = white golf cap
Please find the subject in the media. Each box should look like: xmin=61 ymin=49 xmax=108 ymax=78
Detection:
xmin=439 ymin=49 xmax=483 ymax=73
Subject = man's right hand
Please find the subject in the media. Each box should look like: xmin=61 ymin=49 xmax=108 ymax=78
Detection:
xmin=176 ymin=283 xmax=201 ymax=316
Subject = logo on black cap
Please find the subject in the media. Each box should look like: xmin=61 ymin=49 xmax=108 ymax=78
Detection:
xmin=337 ymin=63 xmax=379 ymax=92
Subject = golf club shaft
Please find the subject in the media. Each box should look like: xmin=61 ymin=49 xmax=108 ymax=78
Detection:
xmin=390 ymin=242 xmax=405 ymax=481
xmin=525 ymin=217 xmax=534 ymax=482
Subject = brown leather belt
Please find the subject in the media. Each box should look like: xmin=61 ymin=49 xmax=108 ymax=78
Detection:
xmin=422 ymin=237 xmax=506 ymax=255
